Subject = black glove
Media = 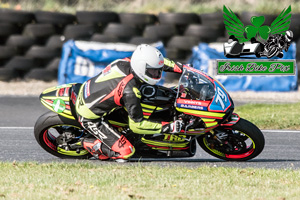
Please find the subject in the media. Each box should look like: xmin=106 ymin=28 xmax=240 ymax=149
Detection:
xmin=161 ymin=120 xmax=184 ymax=133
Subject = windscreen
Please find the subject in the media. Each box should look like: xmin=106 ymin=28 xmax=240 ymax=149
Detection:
xmin=177 ymin=68 xmax=215 ymax=101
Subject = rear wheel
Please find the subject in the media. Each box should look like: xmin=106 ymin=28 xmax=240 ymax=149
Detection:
xmin=198 ymin=118 xmax=264 ymax=161
xmin=34 ymin=111 xmax=91 ymax=159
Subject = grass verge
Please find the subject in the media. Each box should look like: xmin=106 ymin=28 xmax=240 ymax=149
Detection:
xmin=0 ymin=0 xmax=297 ymax=14
xmin=235 ymin=102 xmax=300 ymax=130
xmin=0 ymin=161 xmax=299 ymax=200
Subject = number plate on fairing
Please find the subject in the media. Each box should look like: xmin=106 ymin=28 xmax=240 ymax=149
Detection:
xmin=208 ymin=81 xmax=231 ymax=112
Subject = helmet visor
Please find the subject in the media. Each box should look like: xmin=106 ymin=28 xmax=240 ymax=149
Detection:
xmin=145 ymin=64 xmax=163 ymax=79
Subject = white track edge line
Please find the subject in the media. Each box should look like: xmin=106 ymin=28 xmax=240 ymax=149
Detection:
xmin=0 ymin=127 xmax=34 ymax=129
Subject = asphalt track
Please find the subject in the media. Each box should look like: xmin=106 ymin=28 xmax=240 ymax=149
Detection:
xmin=1 ymin=96 xmax=300 ymax=169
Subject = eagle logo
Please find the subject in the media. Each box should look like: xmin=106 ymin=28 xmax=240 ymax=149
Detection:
xmin=223 ymin=5 xmax=293 ymax=58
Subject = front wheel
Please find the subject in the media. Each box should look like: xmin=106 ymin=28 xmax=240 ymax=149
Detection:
xmin=197 ymin=118 xmax=264 ymax=161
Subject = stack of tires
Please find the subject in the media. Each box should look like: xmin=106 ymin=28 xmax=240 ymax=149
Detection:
xmin=0 ymin=9 xmax=299 ymax=82
xmin=0 ymin=10 xmax=75 ymax=81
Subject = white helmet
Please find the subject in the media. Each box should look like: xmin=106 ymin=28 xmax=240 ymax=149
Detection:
xmin=131 ymin=44 xmax=164 ymax=85
xmin=285 ymin=30 xmax=293 ymax=42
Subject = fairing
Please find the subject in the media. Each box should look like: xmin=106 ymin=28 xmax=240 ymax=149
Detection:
xmin=39 ymin=84 xmax=78 ymax=120
xmin=175 ymin=66 xmax=237 ymax=129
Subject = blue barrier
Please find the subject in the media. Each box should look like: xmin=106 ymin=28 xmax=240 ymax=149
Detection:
xmin=58 ymin=40 xmax=166 ymax=85
xmin=189 ymin=43 xmax=298 ymax=91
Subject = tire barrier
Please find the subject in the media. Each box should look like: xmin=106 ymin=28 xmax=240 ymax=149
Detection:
xmin=45 ymin=35 xmax=65 ymax=49
xmin=167 ymin=36 xmax=200 ymax=51
xmin=63 ymin=24 xmax=96 ymax=40
xmin=129 ymin=36 xmax=160 ymax=45
xmin=25 ymin=45 xmax=61 ymax=67
xmin=6 ymin=35 xmax=37 ymax=54
xmin=103 ymin=23 xmax=139 ymax=42
xmin=0 ymin=9 xmax=298 ymax=84
xmin=35 ymin=11 xmax=76 ymax=34
xmin=119 ymin=13 xmax=157 ymax=33
xmin=76 ymin=11 xmax=119 ymax=32
xmin=76 ymin=11 xmax=119 ymax=25
xmin=184 ymin=25 xmax=221 ymax=43
xmin=35 ymin=11 xmax=76 ymax=25
xmin=199 ymin=12 xmax=223 ymax=26
xmin=143 ymin=24 xmax=177 ymax=44
xmin=23 ymin=24 xmax=56 ymax=44
xmin=0 ymin=10 xmax=34 ymax=25
xmin=45 ymin=57 xmax=60 ymax=73
xmin=90 ymin=33 xmax=119 ymax=43
xmin=25 ymin=68 xmax=57 ymax=82
xmin=290 ymin=13 xmax=300 ymax=41
xmin=4 ymin=56 xmax=35 ymax=78
xmin=0 ymin=68 xmax=17 ymax=81
xmin=158 ymin=12 xmax=200 ymax=34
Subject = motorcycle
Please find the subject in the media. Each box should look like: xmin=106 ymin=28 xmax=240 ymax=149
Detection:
xmin=260 ymin=31 xmax=293 ymax=59
xmin=34 ymin=65 xmax=265 ymax=161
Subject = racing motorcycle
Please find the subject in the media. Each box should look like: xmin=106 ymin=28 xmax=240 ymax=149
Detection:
xmin=260 ymin=30 xmax=293 ymax=58
xmin=34 ymin=66 xmax=265 ymax=161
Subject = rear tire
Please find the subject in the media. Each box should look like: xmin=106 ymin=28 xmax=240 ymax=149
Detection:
xmin=198 ymin=118 xmax=264 ymax=161
xmin=34 ymin=111 xmax=91 ymax=159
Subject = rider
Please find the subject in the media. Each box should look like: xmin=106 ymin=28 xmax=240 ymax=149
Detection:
xmin=75 ymin=44 xmax=185 ymax=161
xmin=261 ymin=30 xmax=293 ymax=58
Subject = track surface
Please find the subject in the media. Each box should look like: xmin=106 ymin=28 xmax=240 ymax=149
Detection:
xmin=1 ymin=96 xmax=300 ymax=169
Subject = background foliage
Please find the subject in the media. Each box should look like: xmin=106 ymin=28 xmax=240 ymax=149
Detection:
xmin=0 ymin=0 xmax=298 ymax=14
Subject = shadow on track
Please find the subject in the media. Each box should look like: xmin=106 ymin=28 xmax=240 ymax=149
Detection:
xmin=128 ymin=158 xmax=300 ymax=163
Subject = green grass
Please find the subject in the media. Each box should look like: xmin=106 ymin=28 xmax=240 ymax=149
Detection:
xmin=0 ymin=161 xmax=299 ymax=200
xmin=0 ymin=0 xmax=297 ymax=14
xmin=235 ymin=102 xmax=300 ymax=130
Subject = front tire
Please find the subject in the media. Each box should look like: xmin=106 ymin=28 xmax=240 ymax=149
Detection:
xmin=34 ymin=111 xmax=91 ymax=159
xmin=198 ymin=118 xmax=264 ymax=161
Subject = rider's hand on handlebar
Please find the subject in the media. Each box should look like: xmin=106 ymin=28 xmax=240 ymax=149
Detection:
xmin=162 ymin=120 xmax=184 ymax=133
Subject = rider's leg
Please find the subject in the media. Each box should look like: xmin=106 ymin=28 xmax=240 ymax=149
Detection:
xmin=82 ymin=138 xmax=109 ymax=160
xmin=79 ymin=116 xmax=135 ymax=160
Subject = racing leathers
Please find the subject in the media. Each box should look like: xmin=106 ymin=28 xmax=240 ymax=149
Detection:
xmin=75 ymin=57 xmax=183 ymax=160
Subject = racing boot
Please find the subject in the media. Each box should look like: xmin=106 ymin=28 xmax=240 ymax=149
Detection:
xmin=111 ymin=135 xmax=135 ymax=160
xmin=82 ymin=138 xmax=109 ymax=160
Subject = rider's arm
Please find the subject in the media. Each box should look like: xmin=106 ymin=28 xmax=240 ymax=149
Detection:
xmin=163 ymin=58 xmax=183 ymax=73
xmin=123 ymin=87 xmax=163 ymax=134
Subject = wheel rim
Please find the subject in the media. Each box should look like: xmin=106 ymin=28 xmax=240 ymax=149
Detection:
xmin=42 ymin=125 xmax=89 ymax=156
xmin=203 ymin=129 xmax=255 ymax=159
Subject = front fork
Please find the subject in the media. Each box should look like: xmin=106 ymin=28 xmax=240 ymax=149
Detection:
xmin=166 ymin=113 xmax=240 ymax=156
xmin=205 ymin=113 xmax=241 ymax=149
xmin=220 ymin=113 xmax=240 ymax=127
